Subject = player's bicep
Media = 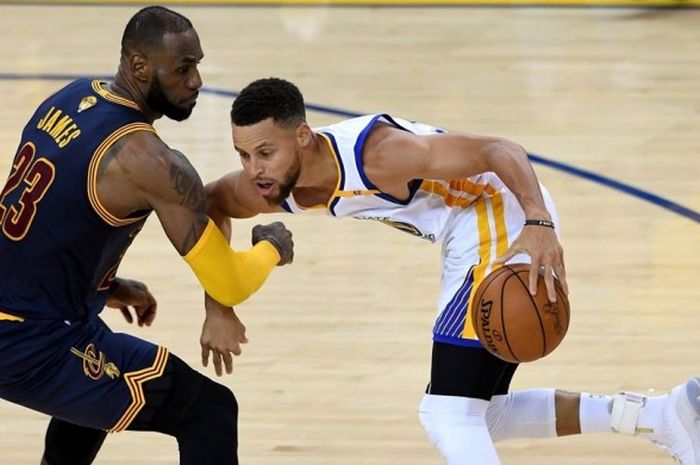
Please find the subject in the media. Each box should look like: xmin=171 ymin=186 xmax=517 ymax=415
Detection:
xmin=154 ymin=151 xmax=210 ymax=255
xmin=376 ymin=130 xmax=494 ymax=181
xmin=123 ymin=141 xmax=209 ymax=255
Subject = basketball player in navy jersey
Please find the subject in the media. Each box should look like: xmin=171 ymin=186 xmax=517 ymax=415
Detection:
xmin=0 ymin=7 xmax=294 ymax=465
xmin=204 ymin=77 xmax=700 ymax=465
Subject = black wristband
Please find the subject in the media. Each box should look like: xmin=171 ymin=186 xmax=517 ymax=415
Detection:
xmin=524 ymin=219 xmax=555 ymax=229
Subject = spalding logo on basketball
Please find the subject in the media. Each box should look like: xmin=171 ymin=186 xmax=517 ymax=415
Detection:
xmin=471 ymin=263 xmax=570 ymax=363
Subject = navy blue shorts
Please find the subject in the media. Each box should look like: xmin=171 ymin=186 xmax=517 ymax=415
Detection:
xmin=0 ymin=316 xmax=168 ymax=432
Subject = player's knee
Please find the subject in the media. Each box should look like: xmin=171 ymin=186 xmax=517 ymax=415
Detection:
xmin=201 ymin=381 xmax=238 ymax=433
xmin=486 ymin=389 xmax=556 ymax=442
xmin=485 ymin=394 xmax=510 ymax=440
xmin=174 ymin=378 xmax=238 ymax=437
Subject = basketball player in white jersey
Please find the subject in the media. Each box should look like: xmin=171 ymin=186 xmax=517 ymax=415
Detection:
xmin=201 ymin=77 xmax=700 ymax=465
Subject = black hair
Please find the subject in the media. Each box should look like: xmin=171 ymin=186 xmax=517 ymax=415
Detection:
xmin=231 ymin=77 xmax=306 ymax=128
xmin=121 ymin=6 xmax=193 ymax=55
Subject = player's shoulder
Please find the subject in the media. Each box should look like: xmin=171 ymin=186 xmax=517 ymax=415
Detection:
xmin=115 ymin=129 xmax=175 ymax=164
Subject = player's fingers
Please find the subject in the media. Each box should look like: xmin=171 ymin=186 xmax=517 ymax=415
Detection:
xmin=213 ymin=352 xmax=223 ymax=377
xmin=143 ymin=304 xmax=157 ymax=326
xmin=133 ymin=305 xmax=146 ymax=327
xmin=201 ymin=345 xmax=210 ymax=367
xmin=556 ymin=253 xmax=569 ymax=295
xmin=528 ymin=261 xmax=540 ymax=296
xmin=231 ymin=343 xmax=242 ymax=356
xmin=222 ymin=351 xmax=233 ymax=374
xmin=120 ymin=307 xmax=133 ymax=324
xmin=543 ymin=262 xmax=557 ymax=302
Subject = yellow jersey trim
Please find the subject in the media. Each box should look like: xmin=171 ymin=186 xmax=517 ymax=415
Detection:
xmin=0 ymin=311 xmax=25 ymax=322
xmin=319 ymin=132 xmax=344 ymax=210
xmin=334 ymin=189 xmax=381 ymax=197
xmin=421 ymin=178 xmax=496 ymax=209
xmin=108 ymin=346 xmax=169 ymax=433
xmin=87 ymin=123 xmax=155 ymax=227
xmin=91 ymin=81 xmax=141 ymax=111
xmin=462 ymin=189 xmax=509 ymax=339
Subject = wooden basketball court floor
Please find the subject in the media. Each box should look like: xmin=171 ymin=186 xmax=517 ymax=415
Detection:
xmin=0 ymin=3 xmax=698 ymax=464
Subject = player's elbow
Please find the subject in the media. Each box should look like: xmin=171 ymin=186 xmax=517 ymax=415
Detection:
xmin=482 ymin=139 xmax=528 ymax=165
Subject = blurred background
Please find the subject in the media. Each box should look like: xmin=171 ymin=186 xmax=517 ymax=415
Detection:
xmin=0 ymin=1 xmax=698 ymax=464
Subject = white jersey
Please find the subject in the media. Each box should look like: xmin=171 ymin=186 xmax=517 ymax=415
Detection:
xmin=282 ymin=114 xmax=507 ymax=244
xmin=282 ymin=114 xmax=559 ymax=346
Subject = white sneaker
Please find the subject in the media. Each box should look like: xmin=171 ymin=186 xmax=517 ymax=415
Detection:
xmin=650 ymin=377 xmax=700 ymax=465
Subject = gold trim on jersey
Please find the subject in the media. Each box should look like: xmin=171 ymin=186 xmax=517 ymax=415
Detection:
xmin=334 ymin=189 xmax=381 ymax=197
xmin=0 ymin=311 xmax=24 ymax=322
xmin=91 ymin=81 xmax=141 ymax=111
xmin=108 ymin=346 xmax=169 ymax=434
xmin=299 ymin=132 xmax=344 ymax=210
xmin=87 ymin=123 xmax=155 ymax=227
xmin=462 ymin=190 xmax=509 ymax=339
xmin=420 ymin=178 xmax=497 ymax=208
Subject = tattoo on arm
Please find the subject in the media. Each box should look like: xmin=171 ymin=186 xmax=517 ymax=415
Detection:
xmin=169 ymin=150 xmax=210 ymax=254
xmin=169 ymin=151 xmax=207 ymax=210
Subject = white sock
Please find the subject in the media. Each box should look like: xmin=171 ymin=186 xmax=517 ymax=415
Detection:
xmin=579 ymin=393 xmax=613 ymax=434
xmin=419 ymin=394 xmax=501 ymax=465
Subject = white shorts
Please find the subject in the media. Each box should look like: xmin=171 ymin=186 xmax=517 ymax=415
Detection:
xmin=432 ymin=184 xmax=560 ymax=347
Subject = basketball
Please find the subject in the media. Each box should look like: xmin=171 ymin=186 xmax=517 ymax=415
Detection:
xmin=470 ymin=263 xmax=570 ymax=363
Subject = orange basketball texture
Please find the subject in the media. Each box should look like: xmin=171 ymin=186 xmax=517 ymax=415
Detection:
xmin=470 ymin=263 xmax=570 ymax=363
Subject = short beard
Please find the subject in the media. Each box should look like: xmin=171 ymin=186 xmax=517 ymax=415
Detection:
xmin=146 ymin=76 xmax=193 ymax=122
xmin=263 ymin=151 xmax=302 ymax=206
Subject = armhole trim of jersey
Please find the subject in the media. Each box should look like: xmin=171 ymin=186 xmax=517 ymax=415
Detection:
xmin=353 ymin=115 xmax=423 ymax=206
xmin=87 ymin=123 xmax=155 ymax=227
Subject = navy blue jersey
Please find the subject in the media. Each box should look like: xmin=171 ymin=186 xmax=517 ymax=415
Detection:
xmin=0 ymin=79 xmax=154 ymax=320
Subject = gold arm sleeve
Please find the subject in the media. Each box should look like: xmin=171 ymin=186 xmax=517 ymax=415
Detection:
xmin=183 ymin=219 xmax=281 ymax=306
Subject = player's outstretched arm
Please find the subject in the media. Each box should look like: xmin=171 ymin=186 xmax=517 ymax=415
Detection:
xmin=200 ymin=171 xmax=292 ymax=375
xmin=107 ymin=132 xmax=293 ymax=306
xmin=365 ymin=126 xmax=567 ymax=301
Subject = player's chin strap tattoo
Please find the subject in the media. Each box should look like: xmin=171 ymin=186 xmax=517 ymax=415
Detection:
xmin=251 ymin=224 xmax=294 ymax=266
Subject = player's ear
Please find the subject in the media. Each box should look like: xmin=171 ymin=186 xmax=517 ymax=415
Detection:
xmin=127 ymin=52 xmax=150 ymax=83
xmin=296 ymin=122 xmax=312 ymax=148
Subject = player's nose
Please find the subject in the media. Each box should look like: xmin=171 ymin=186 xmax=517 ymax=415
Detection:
xmin=188 ymin=69 xmax=202 ymax=90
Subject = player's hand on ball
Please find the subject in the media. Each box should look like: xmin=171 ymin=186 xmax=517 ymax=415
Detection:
xmin=252 ymin=221 xmax=294 ymax=266
xmin=495 ymin=224 xmax=567 ymax=302
xmin=106 ymin=278 xmax=157 ymax=327
xmin=201 ymin=294 xmax=249 ymax=376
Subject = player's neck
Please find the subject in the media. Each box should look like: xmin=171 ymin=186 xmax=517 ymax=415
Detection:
xmin=111 ymin=68 xmax=160 ymax=124
xmin=295 ymin=132 xmax=338 ymax=193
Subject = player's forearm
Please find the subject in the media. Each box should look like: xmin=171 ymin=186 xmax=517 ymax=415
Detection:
xmin=482 ymin=140 xmax=551 ymax=220
xmin=185 ymin=219 xmax=280 ymax=306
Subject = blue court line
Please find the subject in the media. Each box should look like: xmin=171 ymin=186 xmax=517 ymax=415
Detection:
xmin=1 ymin=72 xmax=698 ymax=224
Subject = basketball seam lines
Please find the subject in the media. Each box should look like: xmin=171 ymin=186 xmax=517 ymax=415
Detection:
xmin=509 ymin=265 xmax=548 ymax=359
xmin=500 ymin=268 xmax=520 ymax=362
